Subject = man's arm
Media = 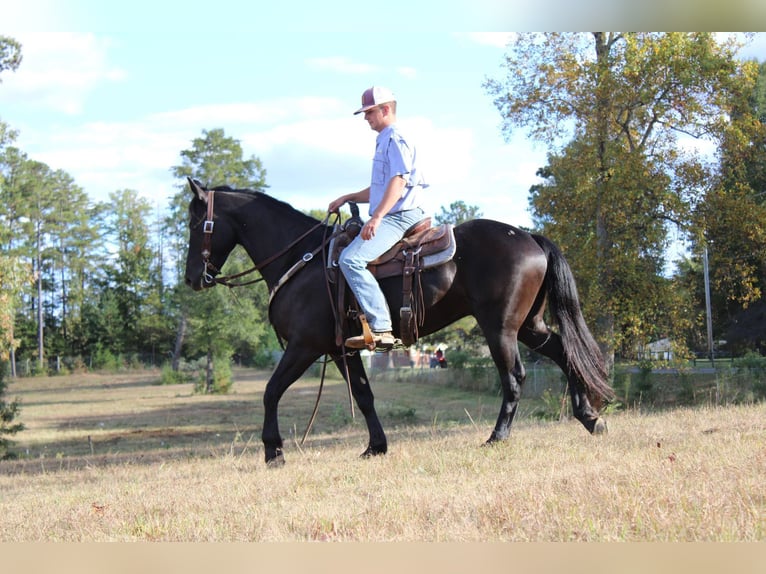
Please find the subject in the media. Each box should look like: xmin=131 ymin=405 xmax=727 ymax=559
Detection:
xmin=328 ymin=187 xmax=371 ymax=213
xmin=361 ymin=175 xmax=406 ymax=240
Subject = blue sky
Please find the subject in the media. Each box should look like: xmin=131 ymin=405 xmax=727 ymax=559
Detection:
xmin=3 ymin=2 xmax=766 ymax=230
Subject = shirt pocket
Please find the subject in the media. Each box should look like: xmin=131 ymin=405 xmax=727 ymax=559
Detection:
xmin=371 ymin=156 xmax=387 ymax=186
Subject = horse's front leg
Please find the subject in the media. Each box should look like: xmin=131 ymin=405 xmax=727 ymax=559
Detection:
xmin=262 ymin=346 xmax=320 ymax=466
xmin=332 ymin=352 xmax=387 ymax=457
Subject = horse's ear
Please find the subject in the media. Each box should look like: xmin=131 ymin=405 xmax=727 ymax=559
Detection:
xmin=187 ymin=177 xmax=209 ymax=203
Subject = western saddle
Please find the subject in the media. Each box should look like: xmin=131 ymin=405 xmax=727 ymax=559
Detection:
xmin=328 ymin=205 xmax=456 ymax=348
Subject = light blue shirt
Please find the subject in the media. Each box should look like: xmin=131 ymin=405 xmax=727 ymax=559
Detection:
xmin=369 ymin=124 xmax=428 ymax=216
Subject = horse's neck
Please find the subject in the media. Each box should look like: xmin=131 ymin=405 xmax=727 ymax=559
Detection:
xmin=232 ymin=193 xmax=319 ymax=280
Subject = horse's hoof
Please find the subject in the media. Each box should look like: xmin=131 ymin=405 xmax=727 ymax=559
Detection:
xmin=592 ymin=418 xmax=608 ymax=435
xmin=360 ymin=444 xmax=387 ymax=458
xmin=265 ymin=448 xmax=285 ymax=467
xmin=483 ymin=431 xmax=507 ymax=446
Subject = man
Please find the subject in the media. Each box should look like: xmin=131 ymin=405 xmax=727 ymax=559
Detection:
xmin=328 ymin=86 xmax=429 ymax=349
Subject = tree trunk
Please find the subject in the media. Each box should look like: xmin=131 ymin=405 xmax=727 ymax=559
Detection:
xmin=36 ymin=222 xmax=44 ymax=371
xmin=593 ymin=32 xmax=616 ymax=371
xmin=9 ymin=338 xmax=16 ymax=379
xmin=171 ymin=314 xmax=187 ymax=371
xmin=205 ymin=348 xmax=214 ymax=394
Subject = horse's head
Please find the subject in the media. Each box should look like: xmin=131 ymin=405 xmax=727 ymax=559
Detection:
xmin=184 ymin=177 xmax=239 ymax=290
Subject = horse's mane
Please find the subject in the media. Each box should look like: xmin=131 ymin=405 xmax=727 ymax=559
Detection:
xmin=210 ymin=185 xmax=321 ymax=226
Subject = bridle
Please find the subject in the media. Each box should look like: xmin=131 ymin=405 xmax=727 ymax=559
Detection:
xmin=199 ymin=188 xmax=337 ymax=290
xmin=197 ymin=186 xmax=358 ymax=438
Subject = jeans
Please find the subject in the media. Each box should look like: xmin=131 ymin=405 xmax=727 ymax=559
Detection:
xmin=339 ymin=207 xmax=426 ymax=332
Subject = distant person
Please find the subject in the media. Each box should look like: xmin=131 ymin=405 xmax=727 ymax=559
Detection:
xmin=328 ymin=86 xmax=429 ymax=349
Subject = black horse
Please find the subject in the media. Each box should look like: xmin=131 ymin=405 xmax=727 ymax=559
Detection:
xmin=184 ymin=179 xmax=614 ymax=465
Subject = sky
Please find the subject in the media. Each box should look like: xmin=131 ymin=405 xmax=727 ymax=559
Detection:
xmin=3 ymin=2 xmax=766 ymax=232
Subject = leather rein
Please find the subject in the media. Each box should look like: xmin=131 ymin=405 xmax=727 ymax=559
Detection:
xmin=200 ymin=189 xmax=338 ymax=290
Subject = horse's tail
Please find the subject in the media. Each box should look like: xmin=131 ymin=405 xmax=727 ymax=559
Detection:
xmin=532 ymin=234 xmax=615 ymax=408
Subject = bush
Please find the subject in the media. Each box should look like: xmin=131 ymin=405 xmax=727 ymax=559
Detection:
xmin=0 ymin=362 xmax=25 ymax=460
xmin=92 ymin=346 xmax=121 ymax=372
xmin=734 ymin=351 xmax=766 ymax=401
xmin=250 ymin=348 xmax=278 ymax=369
xmin=194 ymin=357 xmax=233 ymax=394
xmin=446 ymin=349 xmax=472 ymax=370
xmin=532 ymin=388 xmax=566 ymax=421
xmin=159 ymin=364 xmax=189 ymax=385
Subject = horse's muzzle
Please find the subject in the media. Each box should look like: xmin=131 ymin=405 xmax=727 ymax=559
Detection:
xmin=185 ymin=275 xmax=209 ymax=291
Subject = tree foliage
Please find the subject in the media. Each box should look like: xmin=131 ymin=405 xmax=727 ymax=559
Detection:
xmin=485 ymin=32 xmax=758 ymax=362
xmin=0 ymin=364 xmax=24 ymax=459
xmin=0 ymin=35 xmax=22 ymax=78
xmin=434 ymin=201 xmax=483 ymax=226
xmin=694 ymin=60 xmax=766 ymax=353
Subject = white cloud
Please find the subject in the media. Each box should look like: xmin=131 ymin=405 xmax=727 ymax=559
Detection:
xmin=3 ymin=1 xmax=68 ymax=31
xmin=2 ymin=30 xmax=539 ymax=226
xmin=306 ymin=56 xmax=378 ymax=75
xmin=12 ymin=94 xmax=539 ymax=224
xmin=0 ymin=32 xmax=126 ymax=115
xmin=150 ymin=97 xmax=346 ymax=128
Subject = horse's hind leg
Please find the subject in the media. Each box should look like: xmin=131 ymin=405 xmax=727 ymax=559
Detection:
xmin=519 ymin=318 xmax=605 ymax=434
xmin=332 ymin=353 xmax=387 ymax=457
xmin=477 ymin=316 xmax=526 ymax=444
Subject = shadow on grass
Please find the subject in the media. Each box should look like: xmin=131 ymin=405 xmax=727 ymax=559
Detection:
xmin=1 ymin=368 xmax=509 ymax=476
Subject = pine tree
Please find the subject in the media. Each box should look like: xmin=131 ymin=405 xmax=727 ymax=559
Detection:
xmin=0 ymin=365 xmax=24 ymax=459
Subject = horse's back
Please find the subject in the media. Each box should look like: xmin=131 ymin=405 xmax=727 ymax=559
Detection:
xmin=453 ymin=218 xmax=547 ymax=262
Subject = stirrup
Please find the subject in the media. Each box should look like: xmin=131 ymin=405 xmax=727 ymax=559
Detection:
xmin=344 ymin=331 xmax=396 ymax=351
xmin=344 ymin=313 xmax=398 ymax=351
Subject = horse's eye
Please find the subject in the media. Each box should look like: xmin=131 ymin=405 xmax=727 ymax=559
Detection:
xmin=190 ymin=213 xmax=205 ymax=228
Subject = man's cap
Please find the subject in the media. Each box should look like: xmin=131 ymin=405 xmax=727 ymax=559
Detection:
xmin=354 ymin=86 xmax=395 ymax=115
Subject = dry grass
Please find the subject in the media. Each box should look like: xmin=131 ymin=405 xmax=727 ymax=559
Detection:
xmin=1 ymin=369 xmax=764 ymax=541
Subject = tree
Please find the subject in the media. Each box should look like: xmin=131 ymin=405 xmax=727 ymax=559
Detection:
xmin=485 ymin=33 xmax=757 ymax=363
xmin=1 ymin=35 xmax=21 ymax=165
xmin=166 ymin=128 xmax=270 ymax=390
xmin=50 ymin=180 xmax=102 ymax=358
xmin=1 ymin=40 xmax=23 ymax=374
xmin=0 ymin=256 xmax=30 ymax=377
xmin=0 ymin=363 xmax=24 ymax=459
xmin=434 ymin=200 xmax=483 ymax=226
xmin=0 ymin=22 xmax=25 ymax=432
xmin=0 ymin=150 xmax=60 ymax=370
xmin=0 ymin=35 xmax=22 ymax=79
xmin=95 ymin=189 xmax=155 ymax=355
xmin=693 ymin=60 xmax=766 ymax=353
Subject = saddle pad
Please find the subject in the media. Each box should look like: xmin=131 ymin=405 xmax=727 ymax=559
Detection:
xmin=369 ymin=224 xmax=456 ymax=280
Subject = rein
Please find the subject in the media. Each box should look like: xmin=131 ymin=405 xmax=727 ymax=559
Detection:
xmin=201 ymin=189 xmax=329 ymax=288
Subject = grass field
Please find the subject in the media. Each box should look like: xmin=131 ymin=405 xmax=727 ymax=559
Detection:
xmin=1 ymin=368 xmax=765 ymax=541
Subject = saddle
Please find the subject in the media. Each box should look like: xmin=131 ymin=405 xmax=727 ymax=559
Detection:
xmin=328 ymin=210 xmax=456 ymax=348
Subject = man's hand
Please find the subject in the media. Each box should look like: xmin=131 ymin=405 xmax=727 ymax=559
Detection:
xmin=328 ymin=198 xmax=346 ymax=213
xmin=361 ymin=214 xmax=382 ymax=240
